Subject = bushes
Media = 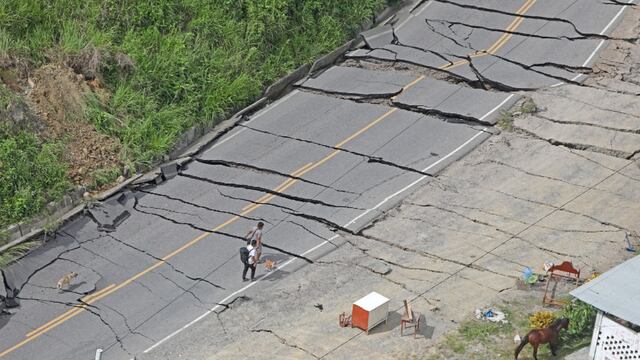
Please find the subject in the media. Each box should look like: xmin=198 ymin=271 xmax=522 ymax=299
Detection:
xmin=0 ymin=128 xmax=69 ymax=227
xmin=0 ymin=240 xmax=39 ymax=267
xmin=529 ymin=311 xmax=556 ymax=329
xmin=562 ymin=300 xmax=597 ymax=338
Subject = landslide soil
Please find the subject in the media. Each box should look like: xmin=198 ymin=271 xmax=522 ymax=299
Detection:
xmin=11 ymin=62 xmax=123 ymax=186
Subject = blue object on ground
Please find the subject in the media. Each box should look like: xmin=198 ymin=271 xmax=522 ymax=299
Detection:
xmin=625 ymin=232 xmax=636 ymax=252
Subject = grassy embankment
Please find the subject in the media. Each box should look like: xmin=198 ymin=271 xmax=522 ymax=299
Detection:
xmin=0 ymin=0 xmax=394 ymax=236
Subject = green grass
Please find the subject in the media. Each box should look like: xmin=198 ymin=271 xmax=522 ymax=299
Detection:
xmin=521 ymin=98 xmax=537 ymax=114
xmin=459 ymin=319 xmax=513 ymax=343
xmin=432 ymin=299 xmax=595 ymax=360
xmin=496 ymin=98 xmax=537 ymax=132
xmin=0 ymin=240 xmax=40 ymax=268
xmin=0 ymin=127 xmax=70 ymax=228
xmin=0 ymin=82 xmax=17 ymax=109
xmin=90 ymin=167 xmax=121 ymax=189
xmin=496 ymin=110 xmax=514 ymax=132
xmin=444 ymin=334 xmax=466 ymax=354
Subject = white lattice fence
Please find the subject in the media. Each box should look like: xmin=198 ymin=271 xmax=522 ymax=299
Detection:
xmin=591 ymin=312 xmax=640 ymax=360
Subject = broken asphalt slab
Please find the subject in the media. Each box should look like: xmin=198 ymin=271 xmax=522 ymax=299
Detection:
xmin=528 ymin=85 xmax=640 ymax=132
xmin=350 ymin=0 xmax=631 ymax=89
xmin=0 ymin=85 xmax=493 ymax=359
xmin=147 ymin=129 xmax=640 ymax=360
xmin=87 ymin=202 xmax=131 ymax=233
xmin=514 ymin=114 xmax=640 ymax=158
xmin=360 ymin=25 xmax=395 ymax=49
xmin=392 ymin=77 xmax=518 ymax=124
xmin=297 ymin=65 xmax=516 ymax=125
xmin=297 ymin=66 xmax=415 ymax=98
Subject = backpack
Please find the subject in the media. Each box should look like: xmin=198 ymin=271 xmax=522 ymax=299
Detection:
xmin=239 ymin=246 xmax=250 ymax=264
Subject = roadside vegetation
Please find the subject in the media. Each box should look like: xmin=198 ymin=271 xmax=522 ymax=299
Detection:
xmin=424 ymin=297 xmax=596 ymax=360
xmin=0 ymin=124 xmax=69 ymax=230
xmin=0 ymin=239 xmax=40 ymax=268
xmin=496 ymin=97 xmax=537 ymax=132
xmin=0 ymin=0 xmax=395 ymax=230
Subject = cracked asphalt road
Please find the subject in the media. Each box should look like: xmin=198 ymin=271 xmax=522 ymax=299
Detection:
xmin=0 ymin=1 xmax=636 ymax=359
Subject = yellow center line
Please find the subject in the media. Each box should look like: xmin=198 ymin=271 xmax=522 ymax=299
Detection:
xmin=241 ymin=164 xmax=313 ymax=213
xmin=486 ymin=0 xmax=537 ymax=55
xmin=241 ymin=162 xmax=314 ymax=211
xmin=0 ymin=103 xmax=398 ymax=358
xmin=242 ymin=108 xmax=396 ymax=214
xmin=334 ymin=108 xmax=396 ymax=148
xmin=25 ymin=284 xmax=116 ymax=338
xmin=403 ymin=0 xmax=537 ymax=91
xmin=1 ymin=164 xmax=310 ymax=357
xmin=0 ymin=284 xmax=118 ymax=357
xmin=242 ymin=180 xmax=294 ymax=211
xmin=401 ymin=75 xmax=426 ymax=92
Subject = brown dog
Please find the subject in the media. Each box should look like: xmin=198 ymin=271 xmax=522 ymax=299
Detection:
xmin=264 ymin=259 xmax=277 ymax=271
xmin=56 ymin=272 xmax=78 ymax=290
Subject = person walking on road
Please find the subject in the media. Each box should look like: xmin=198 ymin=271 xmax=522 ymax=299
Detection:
xmin=241 ymin=240 xmax=258 ymax=282
xmin=245 ymin=222 xmax=264 ymax=263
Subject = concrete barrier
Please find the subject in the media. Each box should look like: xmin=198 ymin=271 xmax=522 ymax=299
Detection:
xmin=171 ymin=97 xmax=267 ymax=160
xmin=264 ymin=64 xmax=311 ymax=100
xmin=309 ymin=40 xmax=356 ymax=75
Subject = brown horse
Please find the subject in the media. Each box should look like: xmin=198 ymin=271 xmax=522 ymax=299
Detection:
xmin=514 ymin=318 xmax=569 ymax=360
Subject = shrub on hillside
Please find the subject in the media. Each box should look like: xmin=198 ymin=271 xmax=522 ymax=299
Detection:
xmin=0 ymin=128 xmax=69 ymax=228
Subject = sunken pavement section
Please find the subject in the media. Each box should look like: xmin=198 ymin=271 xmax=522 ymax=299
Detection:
xmin=0 ymin=1 xmax=639 ymax=359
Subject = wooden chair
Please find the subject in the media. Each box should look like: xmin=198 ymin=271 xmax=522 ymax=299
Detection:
xmin=543 ymin=261 xmax=581 ymax=306
xmin=400 ymin=300 xmax=421 ymax=338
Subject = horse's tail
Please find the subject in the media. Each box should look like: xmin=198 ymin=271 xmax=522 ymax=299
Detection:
xmin=514 ymin=334 xmax=529 ymax=359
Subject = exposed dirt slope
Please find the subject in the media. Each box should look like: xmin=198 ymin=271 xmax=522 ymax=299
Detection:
xmin=22 ymin=64 xmax=122 ymax=185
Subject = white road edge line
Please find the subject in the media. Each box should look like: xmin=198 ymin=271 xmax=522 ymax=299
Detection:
xmin=368 ymin=1 xmax=433 ymax=41
xmin=142 ymin=93 xmax=504 ymax=355
xmin=344 ymin=93 xmax=513 ymax=229
xmin=396 ymin=0 xmax=434 ymax=30
xmin=550 ymin=0 xmax=634 ymax=87
xmin=479 ymin=94 xmax=515 ymax=122
xmin=142 ymin=234 xmax=338 ymax=354
xmin=344 ymin=126 xmax=488 ymax=228
xmin=208 ymin=90 xmax=300 ymax=150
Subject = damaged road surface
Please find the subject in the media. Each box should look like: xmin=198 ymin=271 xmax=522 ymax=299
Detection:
xmin=0 ymin=1 xmax=635 ymax=359
xmin=349 ymin=0 xmax=633 ymax=89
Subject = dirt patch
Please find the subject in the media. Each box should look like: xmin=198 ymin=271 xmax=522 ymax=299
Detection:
xmin=0 ymin=56 xmax=32 ymax=92
xmin=26 ymin=64 xmax=122 ymax=185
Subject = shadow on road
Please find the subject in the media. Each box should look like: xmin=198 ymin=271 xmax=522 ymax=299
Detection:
xmin=260 ymin=253 xmax=289 ymax=263
xmin=0 ymin=311 xmax=14 ymax=331
xmin=256 ymin=269 xmax=290 ymax=282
